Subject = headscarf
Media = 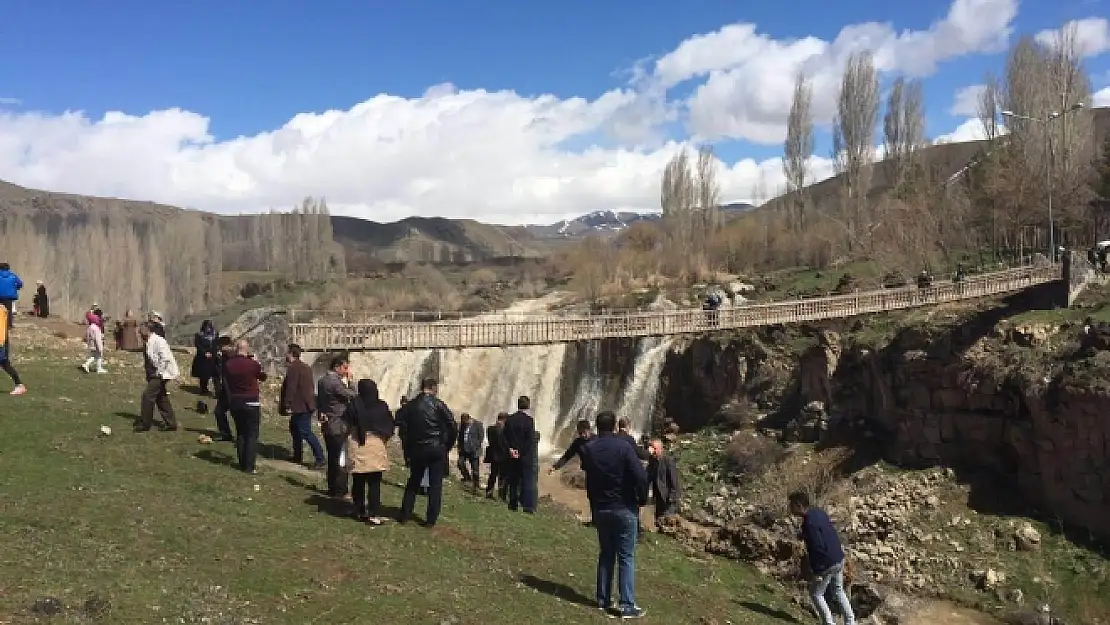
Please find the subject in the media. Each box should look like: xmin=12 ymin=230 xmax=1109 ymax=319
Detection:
xmin=350 ymin=379 xmax=394 ymax=446
xmin=199 ymin=320 xmax=216 ymax=341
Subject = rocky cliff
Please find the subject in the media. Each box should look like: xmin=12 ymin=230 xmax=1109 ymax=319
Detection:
xmin=659 ymin=299 xmax=1110 ymax=541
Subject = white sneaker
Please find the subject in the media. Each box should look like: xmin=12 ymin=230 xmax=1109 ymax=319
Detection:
xmin=96 ymin=369 xmax=107 ymax=374
xmin=10 ymin=385 xmax=26 ymax=396
xmin=81 ymin=363 xmax=90 ymax=373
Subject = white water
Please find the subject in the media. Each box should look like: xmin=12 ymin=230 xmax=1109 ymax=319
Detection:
xmin=614 ymin=337 xmax=674 ymax=438
xmin=345 ymin=294 xmax=676 ymax=456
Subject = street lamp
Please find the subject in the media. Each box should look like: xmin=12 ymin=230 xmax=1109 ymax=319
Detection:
xmin=1000 ymin=102 xmax=1086 ymax=261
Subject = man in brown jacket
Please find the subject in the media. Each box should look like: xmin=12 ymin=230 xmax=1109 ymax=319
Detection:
xmin=279 ymin=344 xmax=324 ymax=469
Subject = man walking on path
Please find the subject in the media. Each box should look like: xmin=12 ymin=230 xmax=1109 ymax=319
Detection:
xmin=647 ymin=439 xmax=682 ymax=522
xmin=503 ymin=396 xmax=539 ymax=513
xmin=455 ymin=412 xmax=485 ymax=492
xmin=580 ymin=410 xmax=648 ymax=619
xmin=397 ymin=378 xmax=458 ymax=527
xmin=137 ymin=323 xmax=179 ymax=432
xmin=279 ymin=344 xmax=325 ymax=469
xmin=789 ymin=490 xmax=856 ymax=625
xmin=317 ymin=355 xmax=356 ymax=499
xmin=0 ymin=263 xmax=23 ymax=330
xmin=0 ymin=305 xmax=25 ymax=395
xmin=224 ymin=340 xmax=268 ymax=474
xmin=484 ymin=412 xmax=509 ymax=499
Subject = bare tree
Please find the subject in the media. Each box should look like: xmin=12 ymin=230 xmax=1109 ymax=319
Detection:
xmin=977 ymin=72 xmax=1003 ymax=141
xmin=882 ymin=77 xmax=926 ymax=190
xmin=695 ymin=145 xmax=722 ymax=244
xmin=832 ymin=50 xmax=880 ymax=249
xmin=784 ymin=71 xmax=814 ymax=231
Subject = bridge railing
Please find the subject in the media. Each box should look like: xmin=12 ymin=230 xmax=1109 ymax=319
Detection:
xmin=289 ymin=264 xmax=1060 ymax=351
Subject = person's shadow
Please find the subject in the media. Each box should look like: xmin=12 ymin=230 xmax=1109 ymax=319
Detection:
xmin=518 ymin=574 xmax=595 ymax=608
xmin=303 ymin=493 xmax=403 ymax=522
xmin=735 ymin=600 xmax=803 ymax=623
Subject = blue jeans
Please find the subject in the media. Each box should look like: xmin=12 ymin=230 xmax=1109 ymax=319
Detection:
xmin=809 ymin=559 xmax=855 ymax=625
xmin=594 ymin=506 xmax=638 ymax=610
xmin=288 ymin=412 xmax=324 ymax=463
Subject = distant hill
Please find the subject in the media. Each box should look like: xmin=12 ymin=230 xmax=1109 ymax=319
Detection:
xmin=522 ymin=202 xmax=756 ymax=240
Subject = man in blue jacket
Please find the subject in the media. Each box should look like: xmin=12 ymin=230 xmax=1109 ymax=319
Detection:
xmin=580 ymin=410 xmax=648 ymax=619
xmin=0 ymin=263 xmax=23 ymax=330
xmin=789 ymin=490 xmax=856 ymax=625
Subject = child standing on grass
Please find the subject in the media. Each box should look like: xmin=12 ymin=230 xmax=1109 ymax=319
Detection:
xmin=83 ymin=311 xmax=106 ymax=374
xmin=789 ymin=490 xmax=856 ymax=625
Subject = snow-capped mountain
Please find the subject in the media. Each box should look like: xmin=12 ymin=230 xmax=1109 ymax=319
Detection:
xmin=524 ymin=203 xmax=755 ymax=239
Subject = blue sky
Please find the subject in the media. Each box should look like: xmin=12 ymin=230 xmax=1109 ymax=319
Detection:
xmin=0 ymin=0 xmax=1107 ymax=223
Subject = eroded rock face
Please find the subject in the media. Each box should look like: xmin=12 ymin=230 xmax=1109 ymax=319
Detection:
xmin=221 ymin=307 xmax=290 ymax=376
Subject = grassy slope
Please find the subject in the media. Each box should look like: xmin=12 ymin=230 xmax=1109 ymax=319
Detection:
xmin=0 ymin=328 xmax=799 ymax=625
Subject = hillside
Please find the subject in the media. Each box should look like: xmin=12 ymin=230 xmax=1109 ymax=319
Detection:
xmin=521 ymin=202 xmax=756 ymax=240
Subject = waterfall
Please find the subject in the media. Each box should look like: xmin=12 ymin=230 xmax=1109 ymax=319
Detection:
xmin=563 ymin=339 xmax=604 ymax=427
xmin=613 ymin=337 xmax=674 ymax=438
xmin=348 ymin=349 xmax=434 ymax=406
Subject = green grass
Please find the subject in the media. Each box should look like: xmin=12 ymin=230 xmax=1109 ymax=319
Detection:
xmin=0 ymin=337 xmax=800 ymax=624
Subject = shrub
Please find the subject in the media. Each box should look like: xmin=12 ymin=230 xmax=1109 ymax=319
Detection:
xmin=724 ymin=433 xmax=785 ymax=477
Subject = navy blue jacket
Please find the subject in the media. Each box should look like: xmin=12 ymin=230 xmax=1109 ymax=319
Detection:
xmin=801 ymin=508 xmax=846 ymax=574
xmin=0 ymin=270 xmax=23 ymax=300
xmin=580 ymin=432 xmax=649 ymax=512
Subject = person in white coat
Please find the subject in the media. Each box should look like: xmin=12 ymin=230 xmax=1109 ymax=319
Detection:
xmin=136 ymin=322 xmax=180 ymax=432
xmin=82 ymin=311 xmax=106 ymax=373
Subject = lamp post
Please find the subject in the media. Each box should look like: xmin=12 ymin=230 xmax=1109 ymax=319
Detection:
xmin=1001 ymin=102 xmax=1085 ymax=261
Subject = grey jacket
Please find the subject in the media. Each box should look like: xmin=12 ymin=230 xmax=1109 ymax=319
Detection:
xmin=649 ymin=454 xmax=681 ymax=506
xmin=316 ymin=371 xmax=356 ymax=437
xmin=458 ymin=421 xmax=485 ymax=457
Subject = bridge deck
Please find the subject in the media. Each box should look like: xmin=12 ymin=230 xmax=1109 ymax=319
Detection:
xmin=289 ymin=265 xmax=1061 ymax=351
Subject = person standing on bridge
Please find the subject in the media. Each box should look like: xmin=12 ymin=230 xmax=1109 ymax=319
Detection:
xmin=396 ymin=378 xmax=458 ymax=527
xmin=317 ymin=355 xmax=357 ymax=500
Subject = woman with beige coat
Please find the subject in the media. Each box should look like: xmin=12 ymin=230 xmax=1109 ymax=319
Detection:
xmin=342 ymin=379 xmax=394 ymax=525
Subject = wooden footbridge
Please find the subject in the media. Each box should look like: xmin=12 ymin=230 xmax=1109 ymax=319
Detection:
xmin=289 ymin=264 xmax=1065 ymax=352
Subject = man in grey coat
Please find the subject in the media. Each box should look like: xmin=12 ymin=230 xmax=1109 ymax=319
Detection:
xmin=647 ymin=439 xmax=682 ymax=522
xmin=455 ymin=412 xmax=485 ymax=491
xmin=317 ymin=354 xmax=356 ymax=499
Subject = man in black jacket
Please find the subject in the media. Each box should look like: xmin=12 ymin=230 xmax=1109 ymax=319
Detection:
xmin=550 ymin=419 xmax=592 ymax=472
xmin=581 ymin=411 xmax=648 ymax=619
xmin=647 ymin=439 xmax=681 ymax=522
xmin=484 ymin=412 xmax=509 ymax=499
xmin=397 ymin=378 xmax=458 ymax=527
xmin=502 ymin=396 xmax=538 ymax=513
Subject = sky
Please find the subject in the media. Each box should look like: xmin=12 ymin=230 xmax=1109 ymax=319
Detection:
xmin=0 ymin=0 xmax=1108 ymax=226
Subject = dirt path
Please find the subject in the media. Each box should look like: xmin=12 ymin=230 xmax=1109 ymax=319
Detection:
xmin=900 ymin=600 xmax=1004 ymax=625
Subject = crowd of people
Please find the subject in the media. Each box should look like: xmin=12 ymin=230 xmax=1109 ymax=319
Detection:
xmin=0 ymin=260 xmax=858 ymax=624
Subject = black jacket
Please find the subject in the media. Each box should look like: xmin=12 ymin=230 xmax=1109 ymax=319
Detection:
xmin=648 ymin=454 xmax=681 ymax=506
xmin=502 ymin=410 xmax=537 ymax=460
xmin=484 ymin=423 xmax=508 ymax=463
xmin=581 ymin=432 xmax=649 ymax=512
xmin=618 ymin=431 xmax=651 ymax=461
xmin=396 ymin=392 xmax=457 ymax=455
xmin=553 ymin=435 xmax=589 ymax=470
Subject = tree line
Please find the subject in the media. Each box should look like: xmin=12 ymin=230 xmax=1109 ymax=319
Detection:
xmin=566 ymin=23 xmax=1110 ymax=294
xmin=0 ymin=196 xmax=345 ymax=321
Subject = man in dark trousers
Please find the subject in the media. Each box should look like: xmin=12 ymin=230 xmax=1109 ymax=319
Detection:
xmin=397 ymin=378 xmax=458 ymax=527
xmin=647 ymin=439 xmax=682 ymax=522
xmin=503 ymin=395 xmax=539 ymax=513
xmin=789 ymin=490 xmax=856 ymax=625
xmin=223 ymin=339 xmax=268 ymax=474
xmin=279 ymin=344 xmax=324 ymax=469
xmin=484 ymin=412 xmax=509 ymax=500
xmin=210 ymin=336 xmax=234 ymax=441
xmin=317 ymin=355 xmax=356 ymax=499
xmin=455 ymin=412 xmax=485 ymax=492
xmin=580 ymin=411 xmax=648 ymax=619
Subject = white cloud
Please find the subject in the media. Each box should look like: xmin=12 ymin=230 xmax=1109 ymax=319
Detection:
xmin=660 ymin=0 xmax=1017 ymax=142
xmin=933 ymin=118 xmax=1001 ymax=144
xmin=0 ymin=0 xmax=1004 ymax=225
xmin=949 ymin=85 xmax=985 ymax=117
xmin=1094 ymin=87 xmax=1110 ymax=108
xmin=1035 ymin=17 xmax=1110 ymax=58
xmin=0 ymin=97 xmax=20 ymax=106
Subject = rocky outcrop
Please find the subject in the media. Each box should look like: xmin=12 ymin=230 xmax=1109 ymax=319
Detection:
xmin=221 ymin=307 xmax=290 ymax=376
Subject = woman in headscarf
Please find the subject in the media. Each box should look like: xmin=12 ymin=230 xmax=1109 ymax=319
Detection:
xmin=32 ymin=281 xmax=48 ymax=318
xmin=191 ymin=320 xmax=218 ymax=395
xmin=82 ymin=311 xmax=106 ymax=373
xmin=341 ymin=379 xmax=394 ymax=525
